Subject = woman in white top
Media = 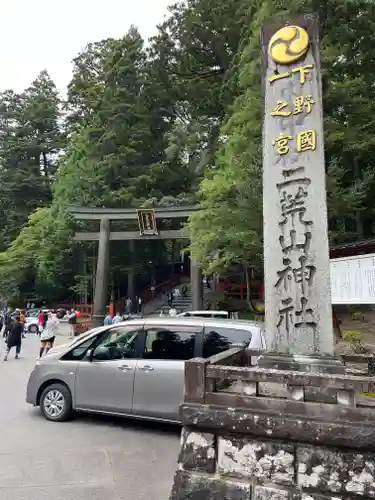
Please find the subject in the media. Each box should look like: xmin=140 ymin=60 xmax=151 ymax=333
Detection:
xmin=39 ymin=311 xmax=59 ymax=358
xmin=169 ymin=307 xmax=177 ymax=317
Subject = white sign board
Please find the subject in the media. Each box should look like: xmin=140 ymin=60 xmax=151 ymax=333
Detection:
xmin=330 ymin=253 xmax=375 ymax=304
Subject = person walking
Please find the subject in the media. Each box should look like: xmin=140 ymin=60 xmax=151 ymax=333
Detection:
xmin=125 ymin=297 xmax=132 ymax=315
xmin=20 ymin=310 xmax=26 ymax=338
xmin=112 ymin=312 xmax=122 ymax=324
xmin=3 ymin=309 xmax=12 ymax=339
xmin=169 ymin=306 xmax=177 ymax=317
xmin=137 ymin=296 xmax=143 ymax=315
xmin=4 ymin=315 xmax=23 ymax=361
xmin=67 ymin=308 xmax=77 ymax=338
xmin=42 ymin=310 xmax=48 ymax=330
xmin=39 ymin=311 xmax=59 ymax=358
xmin=37 ymin=310 xmax=44 ymax=336
xmin=104 ymin=312 xmax=113 ymax=326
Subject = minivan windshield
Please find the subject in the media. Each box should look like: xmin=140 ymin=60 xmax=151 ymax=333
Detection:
xmin=69 ymin=326 xmax=108 ymax=347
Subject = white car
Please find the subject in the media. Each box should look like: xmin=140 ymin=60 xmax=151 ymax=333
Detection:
xmin=25 ymin=310 xmax=51 ymax=334
xmin=177 ymin=310 xmax=230 ymax=319
xmin=25 ymin=316 xmax=41 ymax=334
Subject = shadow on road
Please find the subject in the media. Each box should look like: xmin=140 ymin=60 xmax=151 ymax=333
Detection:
xmin=29 ymin=406 xmax=181 ymax=436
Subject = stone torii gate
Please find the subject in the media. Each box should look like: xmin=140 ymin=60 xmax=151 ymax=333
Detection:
xmin=70 ymin=206 xmax=203 ymax=326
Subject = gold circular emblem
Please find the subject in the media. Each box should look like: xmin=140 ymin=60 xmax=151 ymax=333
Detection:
xmin=268 ymin=25 xmax=309 ymax=65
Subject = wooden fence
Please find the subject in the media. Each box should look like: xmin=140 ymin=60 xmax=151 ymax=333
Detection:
xmin=72 ymin=274 xmax=183 ymax=334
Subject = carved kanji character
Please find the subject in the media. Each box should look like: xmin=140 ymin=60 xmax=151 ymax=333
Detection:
xmin=273 ymin=132 xmax=292 ymax=155
xmin=271 ymin=100 xmax=291 ymax=117
xmin=291 ymin=64 xmax=314 ymax=84
xmin=293 ymin=255 xmax=316 ymax=294
xmin=293 ymin=95 xmax=315 ymax=115
xmin=295 ymin=297 xmax=316 ymax=329
xmin=280 ymin=186 xmax=308 ymax=218
xmin=277 ymin=297 xmax=294 ymax=336
xmin=297 ymin=130 xmax=317 ymax=152
xmin=269 ymin=71 xmax=291 ymax=84
xmin=275 ymin=258 xmax=293 ymax=292
xmin=279 ymin=230 xmax=312 ymax=254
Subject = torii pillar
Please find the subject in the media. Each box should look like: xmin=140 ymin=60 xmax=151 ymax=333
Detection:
xmin=190 ymin=259 xmax=203 ymax=310
xmin=92 ymin=218 xmax=110 ymax=327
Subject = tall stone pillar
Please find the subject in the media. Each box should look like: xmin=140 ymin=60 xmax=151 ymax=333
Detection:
xmin=190 ymin=259 xmax=203 ymax=310
xmin=127 ymin=240 xmax=135 ymax=299
xmin=261 ymin=17 xmax=334 ymax=357
xmin=168 ymin=17 xmax=375 ymax=500
xmin=92 ymin=218 xmax=110 ymax=327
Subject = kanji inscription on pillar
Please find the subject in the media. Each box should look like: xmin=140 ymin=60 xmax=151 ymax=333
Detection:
xmin=261 ymin=17 xmax=334 ymax=355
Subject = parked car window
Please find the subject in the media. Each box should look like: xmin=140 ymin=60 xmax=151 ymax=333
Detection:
xmin=26 ymin=309 xmax=39 ymax=318
xmin=143 ymin=328 xmax=196 ymax=361
xmin=203 ymin=327 xmax=252 ymax=358
xmin=92 ymin=326 xmax=142 ymax=361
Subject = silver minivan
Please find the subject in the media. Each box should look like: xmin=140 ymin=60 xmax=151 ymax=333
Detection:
xmin=26 ymin=317 xmax=265 ymax=423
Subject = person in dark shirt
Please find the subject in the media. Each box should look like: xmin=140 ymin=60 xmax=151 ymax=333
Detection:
xmin=4 ymin=315 xmax=23 ymax=361
xmin=3 ymin=310 xmax=13 ymax=339
xmin=42 ymin=310 xmax=48 ymax=330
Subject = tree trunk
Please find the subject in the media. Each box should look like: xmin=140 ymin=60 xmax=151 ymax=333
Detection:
xmin=42 ymin=151 xmax=48 ymax=176
xmin=353 ymin=157 xmax=364 ymax=238
xmin=244 ymin=265 xmax=265 ymax=315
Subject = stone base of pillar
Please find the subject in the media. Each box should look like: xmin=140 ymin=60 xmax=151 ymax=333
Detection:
xmin=256 ymin=353 xmax=345 ymax=403
xmin=257 ymin=353 xmax=344 ymax=373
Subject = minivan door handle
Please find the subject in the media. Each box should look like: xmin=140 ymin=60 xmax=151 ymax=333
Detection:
xmin=139 ymin=365 xmax=154 ymax=372
xmin=118 ymin=365 xmax=132 ymax=372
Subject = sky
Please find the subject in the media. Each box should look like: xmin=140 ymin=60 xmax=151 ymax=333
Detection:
xmin=0 ymin=0 xmax=174 ymax=96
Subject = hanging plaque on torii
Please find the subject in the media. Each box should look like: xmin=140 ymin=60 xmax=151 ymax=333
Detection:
xmin=137 ymin=209 xmax=158 ymax=236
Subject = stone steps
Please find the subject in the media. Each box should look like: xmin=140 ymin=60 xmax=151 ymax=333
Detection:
xmin=151 ymin=284 xmax=210 ymax=315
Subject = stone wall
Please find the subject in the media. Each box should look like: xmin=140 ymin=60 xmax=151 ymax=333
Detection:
xmin=171 ymin=348 xmax=375 ymax=499
xmin=170 ymin=427 xmax=375 ymax=500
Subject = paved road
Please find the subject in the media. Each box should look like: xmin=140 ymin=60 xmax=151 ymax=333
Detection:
xmin=0 ymin=330 xmax=180 ymax=500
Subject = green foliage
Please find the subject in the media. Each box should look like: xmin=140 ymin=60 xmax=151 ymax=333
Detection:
xmin=189 ymin=0 xmax=375 ymax=273
xmin=350 ymin=311 xmax=366 ymax=322
xmin=188 ymin=0 xmax=265 ymax=274
xmin=2 ymin=0 xmax=375 ymax=302
xmin=206 ymin=292 xmax=227 ymax=309
xmin=343 ymin=330 xmax=363 ymax=344
xmin=0 ymin=72 xmax=62 ymax=251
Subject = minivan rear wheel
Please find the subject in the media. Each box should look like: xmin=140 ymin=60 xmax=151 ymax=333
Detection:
xmin=40 ymin=383 xmax=72 ymax=422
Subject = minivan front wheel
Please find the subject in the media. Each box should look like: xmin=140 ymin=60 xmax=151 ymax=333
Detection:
xmin=40 ymin=383 xmax=72 ymax=422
